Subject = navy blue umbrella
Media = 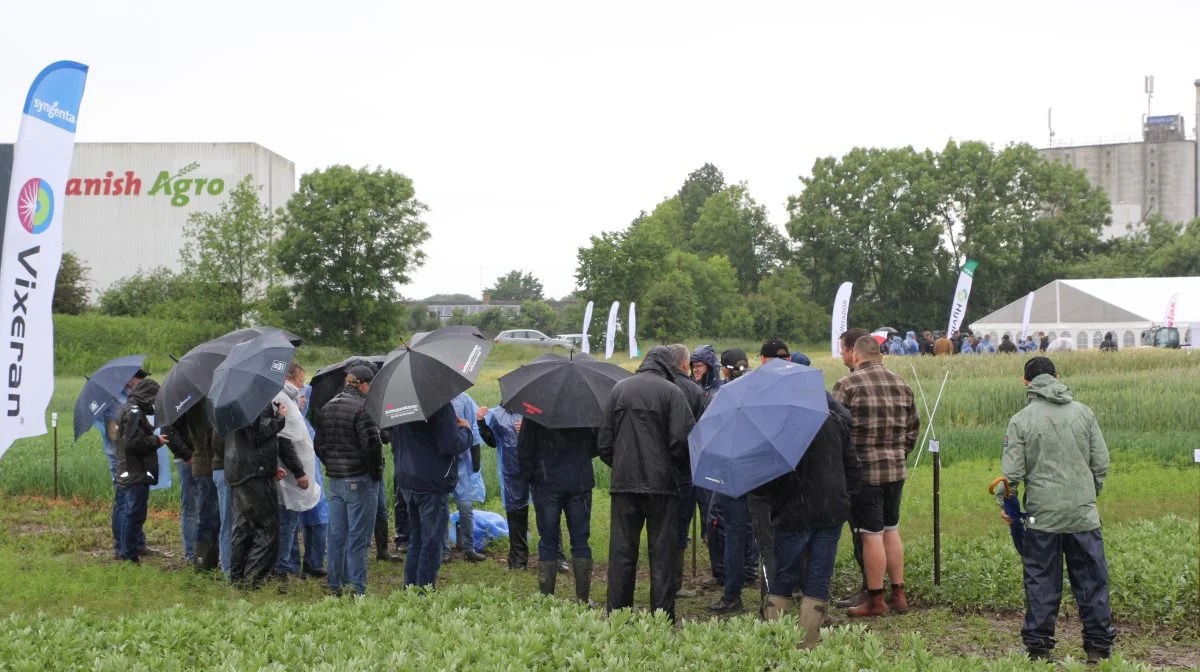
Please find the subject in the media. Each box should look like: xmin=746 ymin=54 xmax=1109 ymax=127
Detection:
xmin=689 ymin=359 xmax=829 ymax=498
xmin=207 ymin=330 xmax=296 ymax=436
xmin=73 ymin=354 xmax=147 ymax=440
xmin=990 ymin=477 xmax=1028 ymax=554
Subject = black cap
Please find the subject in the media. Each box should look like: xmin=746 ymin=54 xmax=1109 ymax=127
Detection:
xmin=1023 ymin=356 xmax=1056 ymax=381
xmin=720 ymin=348 xmax=748 ymax=369
xmin=133 ymin=368 xmax=151 ymax=379
xmin=760 ymin=338 xmax=789 ymax=358
xmin=347 ymin=365 xmax=375 ymax=383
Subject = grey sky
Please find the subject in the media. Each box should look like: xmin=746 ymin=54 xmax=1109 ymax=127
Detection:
xmin=2 ymin=0 xmax=1197 ymax=300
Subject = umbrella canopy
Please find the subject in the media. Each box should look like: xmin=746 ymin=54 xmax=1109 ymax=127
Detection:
xmin=874 ymin=326 xmax=900 ymax=336
xmin=156 ymin=327 xmax=295 ymax=427
xmin=365 ymin=326 xmax=492 ymax=429
xmin=689 ymin=359 xmax=829 ymax=498
xmin=207 ymin=330 xmax=297 ymax=436
xmin=989 ymin=477 xmax=1028 ymax=554
xmin=308 ymin=354 xmax=387 ymax=418
xmin=73 ymin=354 xmax=147 ymax=440
xmin=498 ymin=352 xmax=632 ymax=428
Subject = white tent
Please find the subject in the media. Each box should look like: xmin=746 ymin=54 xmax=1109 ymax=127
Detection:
xmin=970 ymin=277 xmax=1200 ymax=349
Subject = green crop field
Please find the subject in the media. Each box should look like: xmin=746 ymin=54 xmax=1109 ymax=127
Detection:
xmin=1 ymin=345 xmax=1198 ymax=670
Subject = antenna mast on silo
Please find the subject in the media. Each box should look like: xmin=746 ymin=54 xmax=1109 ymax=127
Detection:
xmin=1145 ymin=75 xmax=1154 ymax=118
xmin=1048 ymin=108 xmax=1055 ymax=147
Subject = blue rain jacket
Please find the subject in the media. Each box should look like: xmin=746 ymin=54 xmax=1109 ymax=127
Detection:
xmin=486 ymin=406 xmax=528 ymax=510
xmin=903 ymin=332 xmax=920 ymax=355
xmin=451 ymin=393 xmax=486 ymax=504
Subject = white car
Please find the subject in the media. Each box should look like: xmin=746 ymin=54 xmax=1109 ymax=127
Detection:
xmin=555 ymin=333 xmax=588 ymax=351
xmin=494 ymin=329 xmax=573 ymax=349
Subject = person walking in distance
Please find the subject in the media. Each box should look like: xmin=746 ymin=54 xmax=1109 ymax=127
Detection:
xmin=833 ymin=335 xmax=919 ymax=617
xmin=599 ymin=346 xmax=696 ymax=623
xmin=999 ymin=356 xmax=1115 ymax=664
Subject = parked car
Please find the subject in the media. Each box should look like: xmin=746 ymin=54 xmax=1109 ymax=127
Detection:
xmin=495 ymin=329 xmax=573 ymax=348
xmin=555 ymin=333 xmax=588 ymax=351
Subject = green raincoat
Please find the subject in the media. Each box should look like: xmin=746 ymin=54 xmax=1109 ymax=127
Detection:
xmin=998 ymin=374 xmax=1108 ymax=534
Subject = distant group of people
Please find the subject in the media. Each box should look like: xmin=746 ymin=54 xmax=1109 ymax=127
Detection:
xmin=880 ymin=328 xmax=1122 ymax=357
xmin=98 ymin=328 xmax=1116 ymax=662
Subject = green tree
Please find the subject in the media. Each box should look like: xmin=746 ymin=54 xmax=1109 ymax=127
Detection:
xmin=574 ymin=222 xmax=671 ymax=310
xmin=678 ymin=163 xmax=726 ymax=234
xmin=641 ymin=271 xmax=700 ymax=341
xmin=99 ymin=267 xmax=192 ymax=318
xmin=53 ymin=252 xmax=90 ymax=315
xmin=691 ymin=184 xmax=787 ymax=292
xmin=486 ymin=270 xmax=544 ymax=302
xmin=405 ymin=302 xmax=444 ymax=334
xmin=424 ymin=293 xmax=479 ymax=303
xmin=666 ymin=251 xmax=743 ymax=336
xmin=277 ymin=165 xmax=430 ymax=351
xmin=179 ymin=175 xmax=283 ymax=328
xmin=520 ymin=300 xmax=560 ymax=334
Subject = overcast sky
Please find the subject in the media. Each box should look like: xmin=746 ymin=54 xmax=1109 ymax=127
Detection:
xmin=3 ymin=0 xmax=1198 ymax=300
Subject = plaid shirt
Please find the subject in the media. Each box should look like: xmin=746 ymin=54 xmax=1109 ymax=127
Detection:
xmin=832 ymin=361 xmax=920 ymax=485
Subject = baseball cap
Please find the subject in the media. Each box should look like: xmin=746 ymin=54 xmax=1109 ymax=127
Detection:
xmin=760 ymin=338 xmax=789 ymax=358
xmin=720 ymin=348 xmax=748 ymax=370
xmin=347 ymin=364 xmax=375 ymax=383
xmin=789 ymin=352 xmax=811 ymax=366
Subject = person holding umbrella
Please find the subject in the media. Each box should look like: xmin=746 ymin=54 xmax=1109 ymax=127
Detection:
xmin=315 ymin=366 xmax=384 ymax=597
xmin=391 ymin=402 xmax=472 ymax=588
xmin=833 ymin=335 xmax=919 ymax=618
xmin=998 ymin=356 xmax=1114 ymax=664
xmin=600 ymin=346 xmax=696 ymax=624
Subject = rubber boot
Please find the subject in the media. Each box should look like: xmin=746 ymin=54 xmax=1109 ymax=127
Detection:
xmin=798 ymin=598 xmax=827 ymax=649
xmin=538 ymin=558 xmax=557 ymax=596
xmin=847 ymin=591 xmax=888 ymax=618
xmin=375 ymin=515 xmax=396 ymax=561
xmin=573 ymin=558 xmax=593 ymax=604
xmin=674 ymin=552 xmax=695 ymax=598
xmin=196 ymin=540 xmax=219 ymax=572
xmin=763 ymin=594 xmax=792 ymax=621
xmin=194 ymin=540 xmax=210 ymax=572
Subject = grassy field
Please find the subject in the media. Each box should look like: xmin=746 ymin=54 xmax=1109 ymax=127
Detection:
xmin=1 ymin=345 xmax=1197 ymax=669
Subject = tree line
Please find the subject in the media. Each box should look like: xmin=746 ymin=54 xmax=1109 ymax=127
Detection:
xmin=54 ymin=143 xmax=1200 ymax=350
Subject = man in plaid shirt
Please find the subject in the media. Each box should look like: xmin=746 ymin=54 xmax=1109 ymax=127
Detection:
xmin=832 ymin=335 xmax=919 ymax=617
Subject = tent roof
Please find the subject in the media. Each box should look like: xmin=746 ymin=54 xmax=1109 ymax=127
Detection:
xmin=971 ymin=277 xmax=1200 ymax=327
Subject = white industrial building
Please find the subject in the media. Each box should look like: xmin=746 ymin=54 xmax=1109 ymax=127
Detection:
xmin=0 ymin=142 xmax=295 ymax=294
xmin=970 ymin=277 xmax=1199 ymax=349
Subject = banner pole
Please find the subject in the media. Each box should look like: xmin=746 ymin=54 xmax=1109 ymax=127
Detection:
xmin=52 ymin=412 xmax=59 ymax=500
xmin=932 ymin=439 xmax=941 ymax=586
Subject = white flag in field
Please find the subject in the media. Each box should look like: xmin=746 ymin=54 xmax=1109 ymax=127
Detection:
xmin=1019 ymin=292 xmax=1035 ymax=341
xmin=581 ymin=301 xmax=594 ymax=354
xmin=604 ymin=301 xmax=619 ymax=360
xmin=947 ymin=260 xmax=979 ymax=335
xmin=831 ymin=282 xmax=852 ymax=357
xmin=0 ymin=62 xmax=89 ymax=460
xmin=628 ymin=302 xmax=638 ymax=358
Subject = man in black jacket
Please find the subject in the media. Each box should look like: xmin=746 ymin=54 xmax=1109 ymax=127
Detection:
xmin=668 ymin=344 xmax=705 ymax=599
xmin=519 ymin=419 xmax=600 ymax=601
xmin=225 ymin=400 xmax=307 ymax=589
xmin=392 ymin=402 xmax=472 ymax=588
xmin=315 ymin=366 xmax=383 ymax=596
xmin=751 ymin=392 xmax=861 ymax=648
xmin=599 ymin=346 xmax=696 ymax=623
xmin=115 ymin=379 xmax=183 ymax=563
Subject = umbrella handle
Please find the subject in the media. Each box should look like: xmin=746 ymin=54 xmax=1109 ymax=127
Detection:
xmin=988 ymin=476 xmax=1012 ymax=498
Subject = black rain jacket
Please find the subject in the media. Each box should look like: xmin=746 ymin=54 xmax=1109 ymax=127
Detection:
xmin=224 ymin=405 xmax=304 ymax=487
xmin=518 ymin=419 xmax=599 ymax=495
xmin=315 ymin=385 xmax=384 ymax=480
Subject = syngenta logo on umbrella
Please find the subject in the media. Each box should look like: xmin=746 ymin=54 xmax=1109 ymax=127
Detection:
xmin=460 ymin=345 xmax=483 ymax=374
xmin=384 ymin=404 xmax=420 ymax=420
xmin=65 ymin=162 xmax=226 ymax=207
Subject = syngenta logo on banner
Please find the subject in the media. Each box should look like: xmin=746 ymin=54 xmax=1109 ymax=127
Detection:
xmin=66 ymin=162 xmax=225 ymax=206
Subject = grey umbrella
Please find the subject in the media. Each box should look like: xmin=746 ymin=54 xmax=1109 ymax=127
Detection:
xmin=365 ymin=326 xmax=492 ymax=429
xmin=206 ymin=330 xmax=297 ymax=436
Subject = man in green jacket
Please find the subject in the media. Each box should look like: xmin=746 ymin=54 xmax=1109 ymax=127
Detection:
xmin=998 ymin=356 xmax=1115 ymax=664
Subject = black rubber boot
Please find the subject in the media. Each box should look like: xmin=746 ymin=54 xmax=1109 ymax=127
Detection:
xmin=538 ymin=558 xmax=557 ymax=596
xmin=573 ymin=558 xmax=593 ymax=604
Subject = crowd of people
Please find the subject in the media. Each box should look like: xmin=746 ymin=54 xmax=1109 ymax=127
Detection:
xmin=97 ymin=329 xmax=1115 ymax=663
xmin=881 ymin=328 xmax=1123 ymax=356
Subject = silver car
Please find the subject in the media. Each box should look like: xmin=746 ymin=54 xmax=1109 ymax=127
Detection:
xmin=494 ymin=329 xmax=573 ymax=348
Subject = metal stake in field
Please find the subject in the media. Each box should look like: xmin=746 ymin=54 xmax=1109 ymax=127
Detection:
xmin=52 ymin=412 xmax=59 ymax=500
xmin=931 ymin=438 xmax=941 ymax=586
xmin=691 ymin=507 xmax=698 ymax=578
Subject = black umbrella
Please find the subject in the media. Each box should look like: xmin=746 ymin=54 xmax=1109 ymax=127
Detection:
xmin=156 ymin=326 xmax=296 ymax=426
xmin=365 ymin=326 xmax=492 ymax=428
xmin=307 ymin=354 xmax=387 ymax=419
xmin=73 ymin=354 xmax=147 ymax=440
xmin=497 ymin=352 xmax=631 ymax=428
xmin=206 ymin=330 xmax=297 ymax=436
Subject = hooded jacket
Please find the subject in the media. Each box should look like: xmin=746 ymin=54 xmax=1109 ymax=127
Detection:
xmin=315 ymin=385 xmax=384 ymax=480
xmin=391 ymin=402 xmax=471 ymax=494
xmin=998 ymin=335 xmax=1019 ymax=354
xmin=224 ymin=404 xmax=304 ymax=487
xmin=750 ymin=393 xmax=861 ymax=531
xmin=903 ymin=331 xmax=919 ymax=355
xmin=115 ymin=380 xmax=168 ymax=487
xmin=479 ymin=406 xmax=527 ymax=510
xmin=999 ymin=374 xmax=1108 ymax=534
xmin=518 ymin=420 xmax=599 ymax=495
xmin=598 ymin=346 xmax=696 ymax=496
xmin=689 ymin=345 xmax=723 ymax=399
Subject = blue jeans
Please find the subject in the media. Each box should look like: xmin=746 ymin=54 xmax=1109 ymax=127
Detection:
xmin=327 ymin=475 xmax=377 ymax=595
xmin=772 ymin=526 xmax=841 ymax=601
xmin=117 ymin=484 xmax=150 ymax=562
xmin=445 ymin=496 xmax=475 ymax=552
xmin=303 ymin=523 xmax=328 ymax=572
xmin=213 ymin=469 xmax=234 ymax=575
xmin=276 ymin=505 xmax=302 ymax=574
xmin=192 ymin=474 xmax=220 ymax=545
xmin=176 ymin=460 xmax=198 ymax=562
xmin=721 ymin=495 xmax=757 ymax=603
xmin=402 ymin=489 xmax=450 ymax=588
xmin=111 ymin=482 xmax=145 ymax=553
xmin=534 ymin=489 xmax=592 ymax=560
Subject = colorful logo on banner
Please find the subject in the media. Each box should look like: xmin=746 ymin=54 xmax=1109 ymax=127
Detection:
xmin=17 ymin=178 xmax=54 ymax=234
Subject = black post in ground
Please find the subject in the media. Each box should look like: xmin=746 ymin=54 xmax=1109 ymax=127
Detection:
xmin=52 ymin=412 xmax=59 ymax=500
xmin=932 ymin=439 xmax=941 ymax=586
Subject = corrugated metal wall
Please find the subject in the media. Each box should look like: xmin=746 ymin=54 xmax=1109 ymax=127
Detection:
xmin=51 ymin=142 xmax=295 ymax=295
